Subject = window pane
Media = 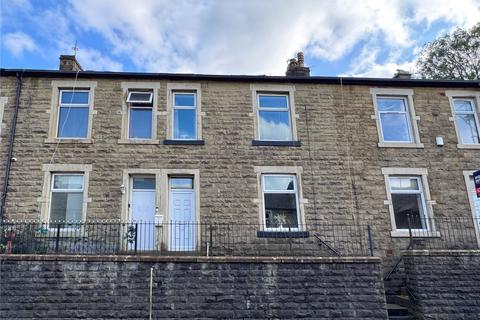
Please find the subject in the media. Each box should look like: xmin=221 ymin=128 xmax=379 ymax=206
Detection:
xmin=174 ymin=93 xmax=195 ymax=107
xmin=392 ymin=193 xmax=425 ymax=229
xmin=264 ymin=193 xmax=298 ymax=228
xmin=259 ymin=95 xmax=288 ymax=109
xmin=173 ymin=109 xmax=196 ymax=139
xmin=259 ymin=111 xmax=292 ymax=140
xmin=170 ymin=178 xmax=193 ymax=189
xmin=128 ymin=92 xmax=152 ymax=103
xmin=456 ymin=114 xmax=480 ymax=144
xmin=132 ymin=177 xmax=155 ymax=190
xmin=380 ymin=113 xmax=411 ymax=142
xmin=390 ymin=177 xmax=419 ymax=191
xmin=53 ymin=175 xmax=84 ymax=190
xmin=377 ymin=98 xmax=406 ymax=112
xmin=61 ymin=91 xmax=89 ymax=104
xmin=264 ymin=176 xmax=295 ymax=191
xmin=58 ymin=107 xmax=89 ymax=138
xmin=50 ymin=192 xmax=83 ymax=223
xmin=129 ymin=108 xmax=152 ymax=139
xmin=454 ymin=100 xmax=474 ymax=112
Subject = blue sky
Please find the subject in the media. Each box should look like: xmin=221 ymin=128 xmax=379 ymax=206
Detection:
xmin=1 ymin=0 xmax=479 ymax=77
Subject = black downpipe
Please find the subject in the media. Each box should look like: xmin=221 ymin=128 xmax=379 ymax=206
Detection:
xmin=0 ymin=72 xmax=23 ymax=220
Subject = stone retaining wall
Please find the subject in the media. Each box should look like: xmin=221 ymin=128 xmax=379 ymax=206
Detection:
xmin=0 ymin=255 xmax=388 ymax=319
xmin=404 ymin=250 xmax=480 ymax=320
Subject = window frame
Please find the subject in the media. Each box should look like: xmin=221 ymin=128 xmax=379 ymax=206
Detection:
xmin=370 ymin=88 xmax=423 ymax=148
xmin=40 ymin=164 xmax=92 ymax=231
xmin=256 ymin=93 xmax=293 ymax=141
xmin=446 ymin=91 xmax=480 ymax=149
xmin=126 ymin=91 xmax=153 ymax=104
xmin=261 ymin=174 xmax=301 ymax=230
xmin=388 ymin=176 xmax=429 ymax=232
xmin=381 ymin=168 xmax=438 ymax=237
xmin=166 ymin=83 xmax=203 ymax=142
xmin=250 ymin=84 xmax=298 ymax=143
xmin=127 ymin=97 xmax=154 ymax=140
xmin=56 ymin=89 xmax=91 ymax=139
xmin=376 ymin=96 xmax=414 ymax=144
xmin=47 ymin=81 xmax=97 ymax=143
xmin=119 ymin=82 xmax=160 ymax=144
xmin=49 ymin=173 xmax=85 ymax=226
xmin=172 ymin=91 xmax=197 ymax=140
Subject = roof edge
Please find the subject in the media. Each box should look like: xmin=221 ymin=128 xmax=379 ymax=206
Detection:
xmin=1 ymin=68 xmax=479 ymax=88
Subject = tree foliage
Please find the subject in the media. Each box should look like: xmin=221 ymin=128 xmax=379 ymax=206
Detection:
xmin=417 ymin=23 xmax=480 ymax=80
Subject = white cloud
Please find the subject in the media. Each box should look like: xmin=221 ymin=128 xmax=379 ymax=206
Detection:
xmin=64 ymin=0 xmax=479 ymax=75
xmin=3 ymin=0 xmax=479 ymax=75
xmin=3 ymin=31 xmax=37 ymax=56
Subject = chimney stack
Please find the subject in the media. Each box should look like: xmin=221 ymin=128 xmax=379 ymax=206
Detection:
xmin=59 ymin=55 xmax=83 ymax=72
xmin=393 ymin=69 xmax=412 ymax=79
xmin=286 ymin=52 xmax=310 ymax=77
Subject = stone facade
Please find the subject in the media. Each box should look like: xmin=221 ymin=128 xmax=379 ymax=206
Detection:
xmin=0 ymin=71 xmax=479 ymax=259
xmin=404 ymin=250 xmax=480 ymax=319
xmin=0 ymin=255 xmax=388 ymax=319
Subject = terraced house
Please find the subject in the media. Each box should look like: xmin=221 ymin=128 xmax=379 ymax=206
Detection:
xmin=0 ymin=54 xmax=479 ymax=319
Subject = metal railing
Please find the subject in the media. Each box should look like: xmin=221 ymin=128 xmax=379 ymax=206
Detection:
xmin=0 ymin=220 xmax=374 ymax=257
xmin=405 ymin=215 xmax=480 ymax=250
xmin=384 ymin=215 xmax=480 ymax=281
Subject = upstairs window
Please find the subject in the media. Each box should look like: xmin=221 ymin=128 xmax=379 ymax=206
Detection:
xmin=50 ymin=174 xmax=84 ymax=226
xmin=376 ymin=96 xmax=413 ymax=143
xmin=57 ymin=90 xmax=89 ymax=138
xmin=262 ymin=174 xmax=300 ymax=229
xmin=127 ymin=91 xmax=153 ymax=139
xmin=389 ymin=176 xmax=428 ymax=231
xmin=173 ymin=92 xmax=197 ymax=140
xmin=453 ymin=98 xmax=480 ymax=145
xmin=257 ymin=94 xmax=293 ymax=141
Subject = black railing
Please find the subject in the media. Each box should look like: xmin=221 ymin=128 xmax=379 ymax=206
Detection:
xmin=0 ymin=220 xmax=374 ymax=257
xmin=405 ymin=215 xmax=480 ymax=250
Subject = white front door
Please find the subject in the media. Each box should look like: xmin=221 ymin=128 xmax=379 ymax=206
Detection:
xmin=468 ymin=176 xmax=480 ymax=246
xmin=168 ymin=177 xmax=196 ymax=251
xmin=130 ymin=176 xmax=156 ymax=251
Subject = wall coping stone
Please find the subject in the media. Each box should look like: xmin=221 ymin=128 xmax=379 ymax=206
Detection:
xmin=402 ymin=249 xmax=480 ymax=257
xmin=0 ymin=254 xmax=381 ymax=264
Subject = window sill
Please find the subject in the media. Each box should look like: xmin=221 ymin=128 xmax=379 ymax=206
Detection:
xmin=163 ymin=139 xmax=205 ymax=145
xmin=378 ymin=142 xmax=424 ymax=148
xmin=257 ymin=230 xmax=309 ymax=238
xmin=252 ymin=140 xmax=302 ymax=147
xmin=45 ymin=138 xmax=93 ymax=144
xmin=457 ymin=144 xmax=480 ymax=149
xmin=117 ymin=139 xmax=159 ymax=145
xmin=390 ymin=230 xmax=441 ymax=238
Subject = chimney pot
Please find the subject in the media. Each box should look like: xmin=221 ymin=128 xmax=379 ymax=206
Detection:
xmin=286 ymin=51 xmax=310 ymax=77
xmin=393 ymin=69 xmax=412 ymax=79
xmin=59 ymin=55 xmax=83 ymax=72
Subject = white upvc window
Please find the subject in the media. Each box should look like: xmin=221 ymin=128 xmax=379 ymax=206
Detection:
xmin=452 ymin=98 xmax=480 ymax=145
xmin=127 ymin=91 xmax=153 ymax=104
xmin=127 ymin=90 xmax=154 ymax=140
xmin=261 ymin=174 xmax=300 ymax=230
xmin=172 ymin=91 xmax=197 ymax=140
xmin=50 ymin=173 xmax=85 ymax=227
xmin=446 ymin=91 xmax=480 ymax=149
xmin=388 ymin=176 xmax=429 ymax=231
xmin=370 ymin=88 xmax=423 ymax=148
xmin=57 ymin=90 xmax=90 ymax=139
xmin=257 ymin=93 xmax=293 ymax=141
xmin=377 ymin=96 xmax=413 ymax=143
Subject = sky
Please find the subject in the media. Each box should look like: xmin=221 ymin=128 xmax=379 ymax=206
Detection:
xmin=1 ymin=0 xmax=479 ymax=78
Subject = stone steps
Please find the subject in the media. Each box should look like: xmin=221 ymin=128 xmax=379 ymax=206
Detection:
xmin=387 ymin=303 xmax=412 ymax=320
